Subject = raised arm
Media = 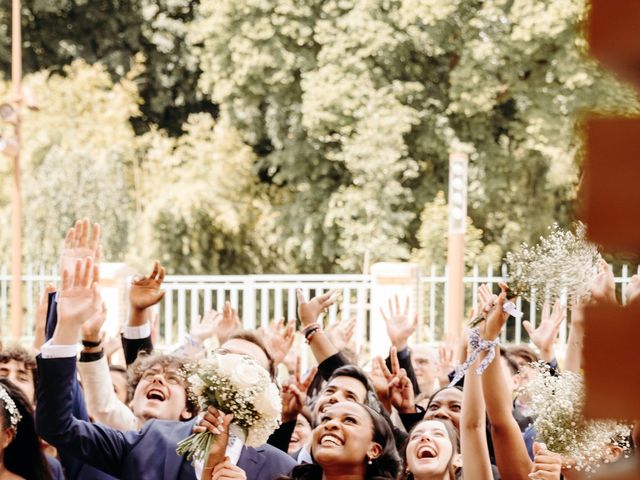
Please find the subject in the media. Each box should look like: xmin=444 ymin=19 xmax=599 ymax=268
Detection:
xmin=78 ymin=300 xmax=137 ymax=431
xmin=296 ymin=289 xmax=341 ymax=366
xmin=122 ymin=260 xmax=165 ymax=364
xmin=564 ymin=300 xmax=585 ymax=374
xmin=460 ymin=351 xmax=493 ymax=480
xmin=480 ymin=285 xmax=533 ymax=480
xmin=523 ymin=300 xmax=565 ymax=364
xmin=381 ymin=295 xmax=421 ymax=394
xmin=36 ymin=258 xmax=133 ymax=477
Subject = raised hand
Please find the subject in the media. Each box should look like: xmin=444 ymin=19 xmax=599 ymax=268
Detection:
xmin=215 ymin=302 xmax=241 ymax=345
xmin=380 ymin=295 xmax=418 ymax=351
xmin=370 ymin=356 xmax=392 ymax=413
xmin=625 ymin=274 xmax=640 ymax=305
xmin=81 ymin=301 xmax=108 ymax=344
xmin=129 ymin=260 xmax=166 ymax=312
xmin=281 ymin=356 xmax=317 ymax=422
xmin=437 ymin=344 xmax=455 ymax=387
xmin=262 ymin=318 xmax=295 ymax=366
xmin=589 ymin=260 xmax=616 ymax=305
xmin=193 ymin=407 xmax=233 ymax=471
xmin=523 ymin=300 xmax=565 ymax=362
xmin=296 ymin=289 xmax=338 ymax=328
xmin=375 ymin=347 xmax=416 ymax=414
xmin=326 ymin=315 xmax=356 ymax=352
xmin=388 ymin=368 xmax=416 ymax=414
xmin=60 ymin=219 xmax=101 ymax=280
xmin=54 ymin=258 xmax=102 ymax=345
xmin=189 ymin=310 xmax=218 ymax=345
xmin=481 ymin=283 xmax=510 ymax=340
xmin=530 ymin=443 xmax=562 ymax=480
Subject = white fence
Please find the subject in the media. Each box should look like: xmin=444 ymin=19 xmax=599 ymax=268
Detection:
xmin=2 ymin=264 xmax=639 ymax=349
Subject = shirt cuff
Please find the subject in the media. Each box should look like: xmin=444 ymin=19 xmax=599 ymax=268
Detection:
xmin=40 ymin=340 xmax=78 ymax=359
xmin=123 ymin=323 xmax=151 ymax=339
xmin=397 ymin=347 xmax=411 ymax=360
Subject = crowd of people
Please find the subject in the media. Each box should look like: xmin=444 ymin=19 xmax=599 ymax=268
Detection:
xmin=0 ymin=218 xmax=638 ymax=480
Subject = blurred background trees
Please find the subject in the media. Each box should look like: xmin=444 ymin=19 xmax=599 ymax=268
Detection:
xmin=0 ymin=0 xmax=638 ymax=273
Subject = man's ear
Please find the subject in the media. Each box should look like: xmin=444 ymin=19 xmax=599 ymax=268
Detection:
xmin=367 ymin=442 xmax=383 ymax=461
xmin=181 ymin=408 xmax=194 ymax=421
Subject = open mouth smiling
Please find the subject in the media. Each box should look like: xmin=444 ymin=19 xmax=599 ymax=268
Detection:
xmin=319 ymin=433 xmax=344 ymax=447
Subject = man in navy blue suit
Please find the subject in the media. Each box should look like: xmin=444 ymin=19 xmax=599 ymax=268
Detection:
xmin=36 ymin=257 xmax=295 ymax=480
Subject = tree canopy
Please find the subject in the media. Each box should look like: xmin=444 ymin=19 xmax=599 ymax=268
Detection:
xmin=0 ymin=0 xmax=638 ymax=273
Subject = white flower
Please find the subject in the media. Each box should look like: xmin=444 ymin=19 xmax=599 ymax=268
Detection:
xmin=216 ymin=353 xmax=243 ymax=376
xmin=231 ymin=362 xmax=262 ymax=389
xmin=254 ymin=383 xmax=281 ymax=417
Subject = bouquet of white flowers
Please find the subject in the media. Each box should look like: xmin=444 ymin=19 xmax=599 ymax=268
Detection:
xmin=176 ymin=353 xmax=282 ymax=463
xmin=506 ymin=223 xmax=601 ymax=306
xmin=524 ymin=363 xmax=630 ymax=472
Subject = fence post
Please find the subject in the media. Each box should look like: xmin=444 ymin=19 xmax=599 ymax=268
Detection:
xmin=243 ymin=276 xmax=256 ymax=330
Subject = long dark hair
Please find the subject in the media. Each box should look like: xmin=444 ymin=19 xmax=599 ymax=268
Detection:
xmin=0 ymin=378 xmax=52 ymax=480
xmin=281 ymin=404 xmax=401 ymax=480
xmin=402 ymin=418 xmax=460 ymax=480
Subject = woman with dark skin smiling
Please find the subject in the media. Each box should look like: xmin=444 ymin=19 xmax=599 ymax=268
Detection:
xmin=281 ymin=402 xmax=401 ymax=480
xmin=424 ymin=387 xmax=463 ymax=432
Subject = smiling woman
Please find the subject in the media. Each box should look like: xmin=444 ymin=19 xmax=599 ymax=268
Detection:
xmin=280 ymin=402 xmax=401 ymax=480
xmin=403 ymin=419 xmax=461 ymax=480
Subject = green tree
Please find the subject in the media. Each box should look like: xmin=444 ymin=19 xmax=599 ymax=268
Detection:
xmin=0 ymin=0 xmax=209 ymax=132
xmin=0 ymin=60 xmax=138 ymax=265
xmin=131 ymin=113 xmax=286 ymax=274
xmin=411 ymin=191 xmax=502 ymax=270
xmin=192 ymin=0 xmax=639 ymax=271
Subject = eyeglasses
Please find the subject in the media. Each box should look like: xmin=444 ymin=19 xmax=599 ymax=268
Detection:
xmin=140 ymin=369 xmax=184 ymax=386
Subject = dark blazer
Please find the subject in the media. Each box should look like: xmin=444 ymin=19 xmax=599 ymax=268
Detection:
xmin=45 ymin=292 xmax=118 ymax=480
xmin=36 ymin=356 xmax=296 ymax=480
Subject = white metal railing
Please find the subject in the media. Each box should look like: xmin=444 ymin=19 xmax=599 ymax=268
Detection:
xmin=2 ymin=264 xmax=638 ymax=350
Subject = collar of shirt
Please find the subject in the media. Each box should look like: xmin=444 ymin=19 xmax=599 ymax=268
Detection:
xmin=297 ymin=444 xmax=313 ymax=465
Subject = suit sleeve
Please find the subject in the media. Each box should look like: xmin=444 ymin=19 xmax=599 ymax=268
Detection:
xmin=317 ymin=352 xmax=350 ymax=380
xmin=77 ymin=354 xmax=138 ymax=431
xmin=267 ymin=420 xmax=296 ymax=453
xmin=36 ymin=355 xmax=140 ymax=477
xmin=122 ymin=335 xmax=153 ymax=366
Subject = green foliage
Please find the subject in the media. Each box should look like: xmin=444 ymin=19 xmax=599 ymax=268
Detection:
xmin=193 ymin=0 xmax=639 ymax=271
xmin=0 ymin=0 xmax=208 ymax=132
xmin=411 ymin=191 xmax=502 ymax=270
xmin=131 ymin=113 xmax=285 ymax=274
xmin=0 ymin=61 xmax=138 ymax=265
xmin=0 ymin=0 xmax=638 ymax=274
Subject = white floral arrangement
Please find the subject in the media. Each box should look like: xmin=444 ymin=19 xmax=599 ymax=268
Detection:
xmin=506 ymin=223 xmax=601 ymax=306
xmin=176 ymin=353 xmax=282 ymax=463
xmin=524 ymin=363 xmax=630 ymax=472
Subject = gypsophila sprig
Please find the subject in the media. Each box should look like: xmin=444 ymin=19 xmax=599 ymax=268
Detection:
xmin=176 ymin=353 xmax=281 ymax=463
xmin=506 ymin=223 xmax=601 ymax=306
xmin=524 ymin=363 xmax=630 ymax=473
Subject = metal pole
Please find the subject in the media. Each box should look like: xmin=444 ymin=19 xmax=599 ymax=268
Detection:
xmin=10 ymin=0 xmax=23 ymax=338
xmin=444 ymin=152 xmax=468 ymax=342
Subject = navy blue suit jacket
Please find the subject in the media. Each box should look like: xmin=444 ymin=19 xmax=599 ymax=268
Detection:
xmin=36 ymin=356 xmax=296 ymax=479
xmin=45 ymin=292 xmax=118 ymax=480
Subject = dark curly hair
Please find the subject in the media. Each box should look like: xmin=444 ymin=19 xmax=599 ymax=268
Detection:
xmin=0 ymin=378 xmax=51 ymax=480
xmin=127 ymin=351 xmax=198 ymax=418
xmin=0 ymin=345 xmax=37 ymax=395
xmin=280 ymin=403 xmax=401 ymax=480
